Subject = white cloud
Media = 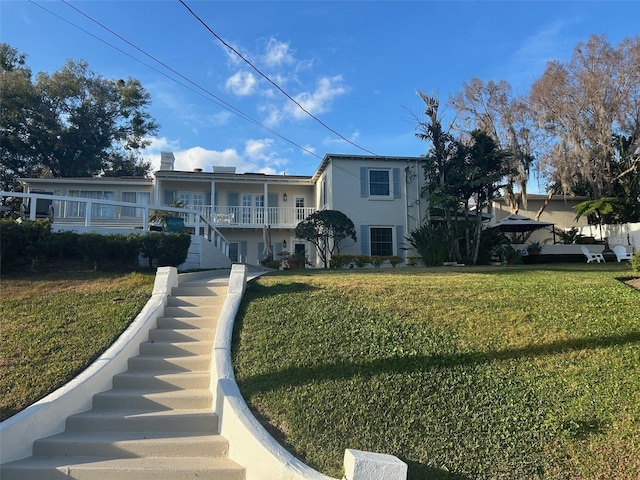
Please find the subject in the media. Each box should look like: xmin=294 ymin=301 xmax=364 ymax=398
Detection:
xmin=259 ymin=103 xmax=284 ymax=127
xmin=175 ymin=146 xmax=244 ymax=172
xmin=263 ymin=38 xmax=295 ymax=67
xmin=225 ymin=71 xmax=257 ymax=96
xmin=285 ymin=75 xmax=347 ymax=120
xmin=144 ymin=139 xmax=289 ymax=175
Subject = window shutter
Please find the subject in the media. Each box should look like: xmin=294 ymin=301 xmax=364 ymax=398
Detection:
xmin=228 ymin=192 xmax=239 ymax=206
xmin=393 ymin=168 xmax=401 ymax=198
xmin=396 ymin=225 xmax=404 ymax=257
xmin=360 ymin=224 xmax=370 ymax=255
xmin=258 ymin=242 xmax=264 ymax=261
xmin=268 ymin=193 xmax=278 ymax=207
xmin=360 ymin=167 xmax=368 ymax=197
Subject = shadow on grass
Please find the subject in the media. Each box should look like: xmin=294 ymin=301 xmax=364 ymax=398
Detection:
xmin=237 ymin=330 xmax=640 ymax=393
xmin=403 ymin=460 xmax=473 ymax=480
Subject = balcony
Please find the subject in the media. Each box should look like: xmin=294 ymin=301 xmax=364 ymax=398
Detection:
xmin=182 ymin=206 xmax=316 ymax=228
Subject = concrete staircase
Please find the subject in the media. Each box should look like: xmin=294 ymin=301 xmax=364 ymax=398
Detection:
xmin=1 ymin=279 xmax=246 ymax=480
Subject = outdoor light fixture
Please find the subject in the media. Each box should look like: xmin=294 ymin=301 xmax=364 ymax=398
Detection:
xmin=283 ymin=239 xmax=287 ymax=248
xmin=283 ymin=193 xmax=287 ymax=202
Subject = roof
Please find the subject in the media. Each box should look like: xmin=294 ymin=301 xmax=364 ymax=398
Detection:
xmin=19 ymin=177 xmax=153 ymax=186
xmin=311 ymin=153 xmax=423 ymax=182
xmin=154 ymin=169 xmax=314 ymax=185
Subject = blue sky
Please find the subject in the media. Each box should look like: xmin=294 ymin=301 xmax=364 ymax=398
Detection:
xmin=2 ymin=1 xmax=639 ymax=191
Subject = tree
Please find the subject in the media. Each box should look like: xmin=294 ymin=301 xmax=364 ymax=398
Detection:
xmin=414 ymin=92 xmax=469 ymax=262
xmin=294 ymin=210 xmax=356 ymax=268
xmin=0 ymin=44 xmax=159 ymax=191
xmin=0 ymin=44 xmax=41 ymax=193
xmin=415 ymin=93 xmax=513 ymax=264
xmin=449 ymin=78 xmax=538 ymax=213
xmin=465 ymin=130 xmax=514 ymax=264
xmin=530 ymin=35 xmax=640 ymax=211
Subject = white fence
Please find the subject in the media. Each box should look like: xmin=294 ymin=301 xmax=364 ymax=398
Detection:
xmin=575 ymin=222 xmax=640 ymax=253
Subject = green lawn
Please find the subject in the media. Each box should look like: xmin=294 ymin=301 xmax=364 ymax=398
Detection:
xmin=0 ymin=269 xmax=156 ymax=421
xmin=232 ymin=264 xmax=640 ymax=479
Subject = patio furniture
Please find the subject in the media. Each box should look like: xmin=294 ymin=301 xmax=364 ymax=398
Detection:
xmin=581 ymin=246 xmax=605 ymax=263
xmin=613 ymin=245 xmax=633 ymax=262
xmin=20 ymin=197 xmax=54 ymax=222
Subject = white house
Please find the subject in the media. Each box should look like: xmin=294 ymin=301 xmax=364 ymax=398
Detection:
xmin=13 ymin=152 xmax=428 ymax=268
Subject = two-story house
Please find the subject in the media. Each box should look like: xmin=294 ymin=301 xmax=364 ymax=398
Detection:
xmin=14 ymin=152 xmax=427 ymax=268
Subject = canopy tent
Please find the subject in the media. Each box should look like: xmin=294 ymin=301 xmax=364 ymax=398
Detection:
xmin=491 ymin=214 xmax=555 ymax=243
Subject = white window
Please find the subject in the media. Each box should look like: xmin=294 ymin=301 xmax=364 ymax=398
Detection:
xmin=370 ymin=227 xmax=393 ymax=256
xmin=121 ymin=192 xmax=150 ymax=217
xmin=295 ymin=197 xmax=306 ymax=221
xmin=67 ymin=190 xmax=115 ymax=217
xmin=255 ymin=195 xmax=264 ymax=224
xmin=242 ymin=194 xmax=252 ymax=223
xmin=192 ymin=193 xmax=204 ymax=207
xmin=369 ymin=170 xmax=390 ymax=197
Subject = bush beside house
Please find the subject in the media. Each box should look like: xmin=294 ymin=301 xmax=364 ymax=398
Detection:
xmin=0 ymin=219 xmax=190 ymax=273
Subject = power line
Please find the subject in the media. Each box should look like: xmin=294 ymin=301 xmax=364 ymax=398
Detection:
xmin=32 ymin=0 xmax=323 ymax=160
xmin=29 ymin=0 xmax=399 ymax=188
xmin=178 ymin=0 xmax=380 ymax=157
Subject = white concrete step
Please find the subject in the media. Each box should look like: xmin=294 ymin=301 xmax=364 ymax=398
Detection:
xmin=149 ymin=327 xmax=215 ymax=342
xmin=127 ymin=354 xmax=211 ymax=372
xmin=66 ymin=408 xmax=219 ymax=432
xmin=156 ymin=316 xmax=217 ymax=329
xmin=139 ymin=340 xmax=213 ymax=356
xmin=92 ymin=388 xmax=212 ymax=410
xmin=33 ymin=430 xmax=229 ymax=458
xmin=163 ymin=305 xmax=222 ymax=318
xmin=171 ymin=285 xmax=227 ymax=297
xmin=0 ymin=456 xmax=245 ymax=480
xmin=167 ymin=295 xmax=225 ymax=307
xmin=112 ymin=371 xmax=210 ymax=390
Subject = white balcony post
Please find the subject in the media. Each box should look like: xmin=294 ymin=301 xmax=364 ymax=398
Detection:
xmin=85 ymin=200 xmax=92 ymax=227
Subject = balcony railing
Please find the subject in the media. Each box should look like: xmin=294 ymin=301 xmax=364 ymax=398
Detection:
xmin=0 ymin=191 xmax=230 ymax=257
xmin=1 ymin=191 xmax=316 ymax=232
xmin=178 ymin=206 xmax=316 ymax=227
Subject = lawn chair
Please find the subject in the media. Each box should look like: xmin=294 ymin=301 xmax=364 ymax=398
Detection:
xmin=20 ymin=197 xmax=54 ymax=222
xmin=613 ymin=245 xmax=632 ymax=262
xmin=581 ymin=246 xmax=605 ymax=263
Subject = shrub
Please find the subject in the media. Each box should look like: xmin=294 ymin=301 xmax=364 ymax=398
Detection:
xmin=353 ymin=255 xmax=370 ymax=268
xmin=387 ymin=255 xmax=403 ymax=267
xmin=155 ymin=233 xmax=191 ymax=267
xmin=371 ymin=255 xmax=384 ymax=267
xmin=141 ymin=232 xmax=191 ymax=268
xmin=407 ymin=224 xmax=449 ymax=266
xmin=0 ymin=219 xmax=29 ymax=272
xmin=140 ymin=232 xmax=164 ymax=268
xmin=478 ymin=228 xmax=509 ymax=265
xmin=48 ymin=230 xmax=81 ymax=261
xmin=106 ymin=234 xmax=143 ymax=268
xmin=330 ymin=253 xmax=353 ymax=269
xmin=78 ymin=232 xmax=108 ymax=270
xmin=632 ymin=250 xmax=640 ymax=273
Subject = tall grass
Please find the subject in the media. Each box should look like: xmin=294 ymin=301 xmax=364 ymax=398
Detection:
xmin=232 ymin=265 xmax=640 ymax=479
